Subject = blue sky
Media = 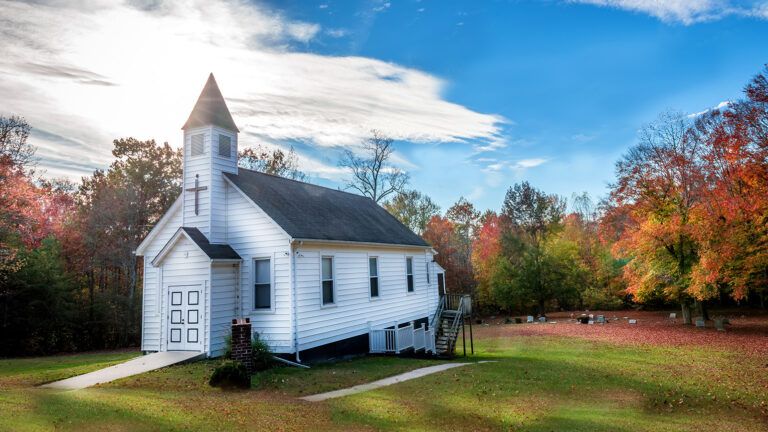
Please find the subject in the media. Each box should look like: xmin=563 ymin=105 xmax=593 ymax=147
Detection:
xmin=273 ymin=0 xmax=768 ymax=210
xmin=1 ymin=0 xmax=767 ymax=212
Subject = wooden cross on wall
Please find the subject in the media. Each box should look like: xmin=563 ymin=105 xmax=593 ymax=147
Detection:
xmin=185 ymin=174 xmax=207 ymax=215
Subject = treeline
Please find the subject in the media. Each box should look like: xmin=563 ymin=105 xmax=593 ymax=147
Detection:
xmin=0 ymin=126 xmax=303 ymax=356
xmin=402 ymin=65 xmax=768 ymax=317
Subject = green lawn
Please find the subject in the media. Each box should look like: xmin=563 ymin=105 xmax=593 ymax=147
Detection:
xmin=1 ymin=331 xmax=766 ymax=431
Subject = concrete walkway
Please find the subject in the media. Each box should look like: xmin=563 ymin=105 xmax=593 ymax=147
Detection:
xmin=41 ymin=351 xmax=203 ymax=390
xmin=300 ymin=361 xmax=494 ymax=402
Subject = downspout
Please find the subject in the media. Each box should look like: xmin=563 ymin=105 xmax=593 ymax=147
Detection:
xmin=291 ymin=240 xmax=301 ymax=363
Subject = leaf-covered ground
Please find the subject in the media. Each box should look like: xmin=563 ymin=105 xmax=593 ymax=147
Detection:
xmin=1 ymin=310 xmax=767 ymax=431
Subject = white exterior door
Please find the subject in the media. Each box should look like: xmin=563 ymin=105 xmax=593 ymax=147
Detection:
xmin=167 ymin=284 xmax=204 ymax=351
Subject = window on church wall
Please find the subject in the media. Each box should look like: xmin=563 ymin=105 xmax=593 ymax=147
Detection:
xmin=218 ymin=135 xmax=231 ymax=158
xmin=254 ymin=258 xmax=271 ymax=310
xmin=406 ymin=257 xmax=414 ymax=292
xmin=191 ymin=134 xmax=205 ymax=156
xmin=321 ymin=256 xmax=334 ymax=305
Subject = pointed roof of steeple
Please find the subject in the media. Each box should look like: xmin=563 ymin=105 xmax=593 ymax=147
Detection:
xmin=182 ymin=73 xmax=239 ymax=132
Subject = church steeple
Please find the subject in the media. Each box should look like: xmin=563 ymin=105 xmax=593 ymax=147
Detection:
xmin=181 ymin=74 xmax=239 ymax=242
xmin=182 ymin=73 xmax=239 ymax=132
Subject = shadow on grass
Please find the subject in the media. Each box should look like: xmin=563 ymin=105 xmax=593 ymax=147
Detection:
xmin=328 ymin=348 xmax=766 ymax=432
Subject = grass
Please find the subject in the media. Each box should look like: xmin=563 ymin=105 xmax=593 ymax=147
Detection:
xmin=1 ymin=327 xmax=766 ymax=431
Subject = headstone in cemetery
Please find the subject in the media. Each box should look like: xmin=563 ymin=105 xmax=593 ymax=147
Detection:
xmin=588 ymin=314 xmax=594 ymax=319
xmin=527 ymin=316 xmax=534 ymax=323
xmin=588 ymin=320 xmax=594 ymax=325
xmin=714 ymin=317 xmax=729 ymax=331
xmin=695 ymin=318 xmax=705 ymax=328
xmin=596 ymin=315 xmax=606 ymax=324
xmin=669 ymin=312 xmax=677 ymax=320
xmin=539 ymin=316 xmax=547 ymax=323
xmin=578 ymin=316 xmax=590 ymax=324
xmin=628 ymin=319 xmax=637 ymax=325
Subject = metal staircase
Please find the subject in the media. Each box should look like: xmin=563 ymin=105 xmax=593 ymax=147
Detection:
xmin=429 ymin=294 xmax=473 ymax=358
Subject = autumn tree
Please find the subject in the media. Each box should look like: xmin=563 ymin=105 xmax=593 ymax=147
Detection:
xmin=74 ymin=138 xmax=182 ymax=347
xmin=383 ymin=190 xmax=440 ymax=235
xmin=471 ymin=211 xmax=502 ymax=309
xmin=606 ymin=111 xmax=706 ymax=320
xmin=339 ymin=130 xmax=409 ymax=203
xmin=0 ymin=115 xmax=35 ymax=169
xmin=687 ymin=67 xmax=768 ymax=306
xmin=238 ymin=145 xmax=308 ymax=181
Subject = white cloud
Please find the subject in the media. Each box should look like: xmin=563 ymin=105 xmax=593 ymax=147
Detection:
xmin=325 ymin=28 xmax=349 ymax=38
xmin=373 ymin=2 xmax=391 ymax=12
xmin=513 ymin=158 xmax=548 ymax=169
xmin=687 ymin=100 xmax=731 ymax=118
xmin=568 ymin=0 xmax=768 ymax=24
xmin=0 ymin=0 xmax=504 ymax=181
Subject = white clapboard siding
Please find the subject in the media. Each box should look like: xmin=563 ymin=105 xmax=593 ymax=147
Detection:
xmin=183 ymin=126 xmax=213 ymax=235
xmin=158 ymin=236 xmax=211 ymax=352
xmin=209 ymin=126 xmax=238 ymax=244
xmin=294 ymin=244 xmax=437 ymax=351
xmin=225 ymin=183 xmax=293 ymax=353
xmin=141 ymin=203 xmax=182 ymax=351
xmin=210 ymin=262 xmax=238 ymax=357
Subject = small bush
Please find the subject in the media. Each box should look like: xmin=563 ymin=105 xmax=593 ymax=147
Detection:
xmin=252 ymin=335 xmax=273 ymax=372
xmin=209 ymin=360 xmax=250 ymax=390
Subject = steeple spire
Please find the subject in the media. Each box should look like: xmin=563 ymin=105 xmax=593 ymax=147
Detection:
xmin=182 ymin=73 xmax=239 ymax=132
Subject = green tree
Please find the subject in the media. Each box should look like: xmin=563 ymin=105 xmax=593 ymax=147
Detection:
xmin=494 ymin=182 xmax=566 ymax=315
xmin=383 ymin=189 xmax=440 ymax=235
xmin=238 ymin=145 xmax=308 ymax=181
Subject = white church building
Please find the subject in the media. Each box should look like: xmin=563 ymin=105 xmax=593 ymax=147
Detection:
xmin=135 ymin=75 xmax=446 ymax=361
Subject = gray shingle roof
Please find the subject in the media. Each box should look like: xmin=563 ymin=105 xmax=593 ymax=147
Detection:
xmin=180 ymin=227 xmax=242 ymax=260
xmin=182 ymin=73 xmax=239 ymax=132
xmin=224 ymin=169 xmax=429 ymax=247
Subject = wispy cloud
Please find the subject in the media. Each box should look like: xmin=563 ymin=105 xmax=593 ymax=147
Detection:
xmin=0 ymin=0 xmax=504 ymax=181
xmin=687 ymin=100 xmax=731 ymax=118
xmin=568 ymin=0 xmax=768 ymax=25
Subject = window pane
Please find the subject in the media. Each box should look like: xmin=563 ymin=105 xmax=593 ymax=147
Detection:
xmin=322 ymin=280 xmax=334 ymax=304
xmin=406 ymin=257 xmax=413 ymax=274
xmin=255 ymin=259 xmax=270 ymax=284
xmin=370 ymin=277 xmax=379 ymax=297
xmin=407 ymin=275 xmax=414 ymax=292
xmin=322 ymin=257 xmax=333 ymax=280
xmin=369 ymin=257 xmax=378 ymax=277
xmin=255 ymin=284 xmax=270 ymax=308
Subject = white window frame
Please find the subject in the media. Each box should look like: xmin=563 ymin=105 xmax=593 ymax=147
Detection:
xmin=405 ymin=256 xmax=414 ymax=293
xmin=252 ymin=256 xmax=275 ymax=313
xmin=368 ymin=255 xmax=380 ymax=300
xmin=320 ymin=255 xmax=336 ymax=307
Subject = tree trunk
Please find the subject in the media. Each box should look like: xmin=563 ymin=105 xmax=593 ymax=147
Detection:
xmin=681 ymin=302 xmax=692 ymax=325
xmin=695 ymin=300 xmax=710 ymax=321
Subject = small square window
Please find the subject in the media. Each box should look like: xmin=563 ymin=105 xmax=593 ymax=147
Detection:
xmin=191 ymin=134 xmax=204 ymax=156
xmin=218 ymin=135 xmax=231 ymax=157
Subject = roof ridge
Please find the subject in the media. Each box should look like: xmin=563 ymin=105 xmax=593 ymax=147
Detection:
xmin=232 ymin=167 xmax=375 ymax=201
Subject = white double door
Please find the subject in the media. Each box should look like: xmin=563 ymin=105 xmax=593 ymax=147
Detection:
xmin=167 ymin=284 xmax=203 ymax=351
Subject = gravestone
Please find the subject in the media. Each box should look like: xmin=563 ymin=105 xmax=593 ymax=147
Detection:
xmin=669 ymin=312 xmax=677 ymax=320
xmin=714 ymin=317 xmax=729 ymax=331
xmin=628 ymin=319 xmax=637 ymax=325
xmin=695 ymin=318 xmax=706 ymax=328
xmin=578 ymin=316 xmax=590 ymax=324
xmin=588 ymin=320 xmax=594 ymax=325
xmin=596 ymin=315 xmax=606 ymax=324
xmin=539 ymin=316 xmax=547 ymax=323
xmin=527 ymin=316 xmax=534 ymax=323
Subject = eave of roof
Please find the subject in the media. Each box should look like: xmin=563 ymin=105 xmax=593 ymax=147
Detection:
xmin=152 ymin=227 xmax=241 ymax=266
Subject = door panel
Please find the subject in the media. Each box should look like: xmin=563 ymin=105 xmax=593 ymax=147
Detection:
xmin=167 ymin=284 xmax=203 ymax=351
